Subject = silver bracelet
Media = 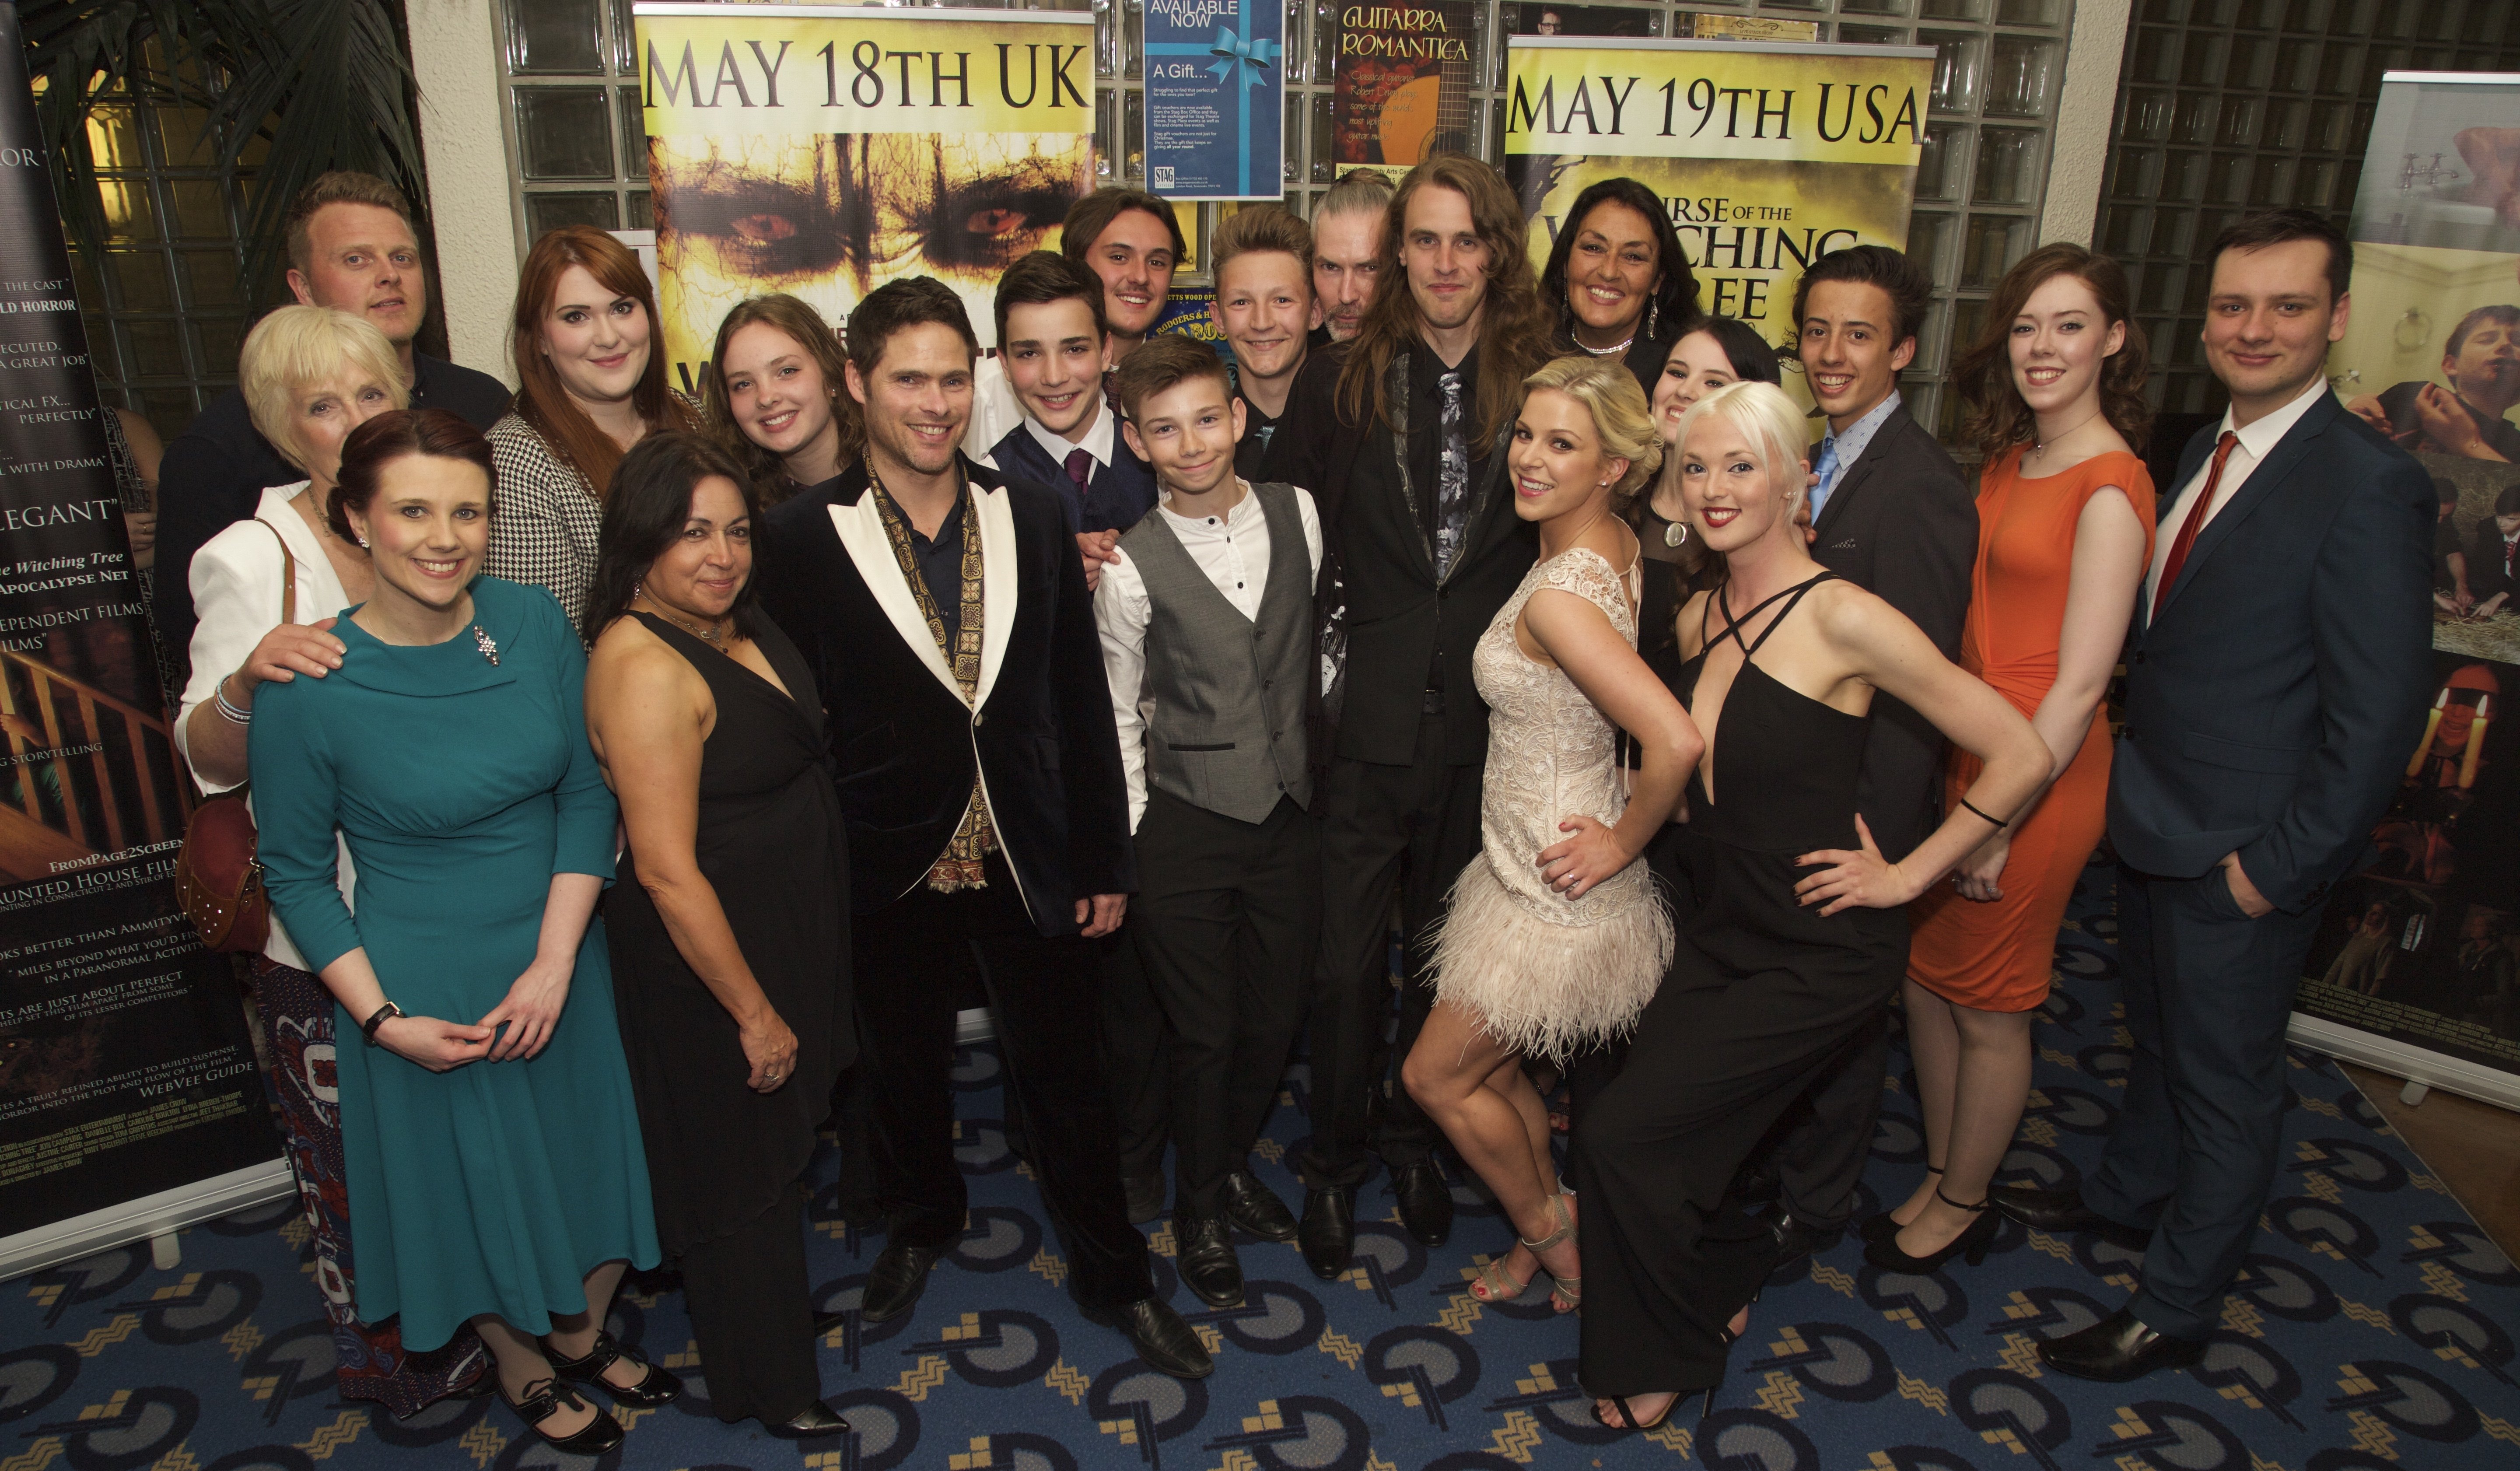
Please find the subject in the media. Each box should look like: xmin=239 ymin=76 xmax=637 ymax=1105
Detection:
xmin=213 ymin=678 xmax=253 ymax=725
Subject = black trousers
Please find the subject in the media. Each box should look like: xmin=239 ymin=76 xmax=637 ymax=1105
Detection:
xmin=1100 ymin=933 xmax=1171 ymax=1184
xmin=679 ymin=1188 xmax=819 ymax=1425
xmin=2084 ymin=863 xmax=2322 ymax=1340
xmin=853 ymin=851 xmax=1155 ymax=1311
xmin=1578 ymin=939 xmax=1897 ymax=1396
xmin=1760 ymin=995 xmax=1897 ymax=1230
xmin=1302 ymin=714 xmax=1484 ymax=1189
xmin=1130 ymin=791 xmax=1319 ymax=1216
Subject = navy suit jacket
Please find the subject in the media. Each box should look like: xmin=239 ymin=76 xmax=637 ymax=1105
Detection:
xmin=2107 ymin=391 xmax=2433 ymax=914
xmin=988 ymin=419 xmax=1158 ymax=535
xmin=756 ymin=455 xmax=1136 ymax=934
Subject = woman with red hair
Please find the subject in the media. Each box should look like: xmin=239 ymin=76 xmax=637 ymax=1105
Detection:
xmin=487 ymin=226 xmax=698 ymax=630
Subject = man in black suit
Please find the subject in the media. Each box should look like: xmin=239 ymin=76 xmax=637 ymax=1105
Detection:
xmin=1756 ymin=245 xmax=1978 ymax=1264
xmin=2012 ymin=210 xmax=2432 ymax=1380
xmin=155 ymin=171 xmax=510 ymax=676
xmin=756 ymin=280 xmax=1209 ymax=1379
xmin=1262 ymin=154 xmax=1548 ymax=1278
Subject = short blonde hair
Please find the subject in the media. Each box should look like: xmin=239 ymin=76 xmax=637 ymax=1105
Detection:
xmin=238 ymin=306 xmax=409 ymax=470
xmin=1670 ymin=380 xmax=1811 ymax=512
xmin=1522 ymin=353 xmax=1663 ymax=507
xmin=1212 ymin=204 xmax=1312 ymax=277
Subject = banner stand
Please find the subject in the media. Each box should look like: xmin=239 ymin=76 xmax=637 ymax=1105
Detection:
xmin=0 ymin=1160 xmax=291 ymax=1282
xmin=2288 ymin=1014 xmax=2520 ymax=1111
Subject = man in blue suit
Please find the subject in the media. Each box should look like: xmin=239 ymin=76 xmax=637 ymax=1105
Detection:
xmin=984 ymin=251 xmax=1159 ymax=584
xmin=2001 ymin=210 xmax=2434 ymax=1380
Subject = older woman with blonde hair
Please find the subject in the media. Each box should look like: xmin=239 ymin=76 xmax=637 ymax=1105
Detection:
xmin=1401 ymin=355 xmax=1702 ymax=1317
xmin=173 ymin=305 xmax=493 ymax=1414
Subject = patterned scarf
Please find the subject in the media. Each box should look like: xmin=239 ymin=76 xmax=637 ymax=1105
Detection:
xmin=869 ymin=472 xmax=996 ymax=891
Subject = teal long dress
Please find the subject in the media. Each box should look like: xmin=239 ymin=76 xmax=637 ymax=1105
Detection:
xmin=252 ymin=576 xmax=660 ymax=1352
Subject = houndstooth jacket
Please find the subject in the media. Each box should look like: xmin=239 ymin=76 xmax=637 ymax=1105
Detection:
xmin=486 ymin=413 xmax=603 ymax=636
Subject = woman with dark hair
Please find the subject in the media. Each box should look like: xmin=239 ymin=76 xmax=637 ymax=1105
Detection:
xmin=1537 ymin=177 xmax=1700 ymax=397
xmin=488 ymin=225 xmax=700 ymax=630
xmin=1876 ymin=242 xmax=2156 ymax=1275
xmin=701 ymin=294 xmax=863 ymax=508
xmin=1637 ymin=316 xmax=1782 ymax=574
xmin=581 ymin=432 xmax=855 ymax=1439
xmin=251 ymin=409 xmax=670 ymax=1456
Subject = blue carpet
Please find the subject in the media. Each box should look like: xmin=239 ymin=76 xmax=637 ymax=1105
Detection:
xmin=6 ymin=857 xmax=2519 ymax=1470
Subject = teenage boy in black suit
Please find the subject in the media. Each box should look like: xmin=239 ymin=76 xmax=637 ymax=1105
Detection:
xmin=984 ymin=252 xmax=1159 ymax=555
xmin=1756 ymin=245 xmax=1978 ymax=1268
xmin=756 ymin=279 xmax=1209 ymax=1379
xmin=2014 ymin=210 xmax=2431 ymax=1380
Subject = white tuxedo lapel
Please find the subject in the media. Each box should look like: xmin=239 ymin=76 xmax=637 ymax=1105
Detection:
xmin=827 ymin=497 xmax=961 ymax=701
xmin=972 ymin=479 xmax=1016 ymax=709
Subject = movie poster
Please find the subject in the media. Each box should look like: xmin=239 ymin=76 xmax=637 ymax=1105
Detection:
xmin=1501 ymin=38 xmax=1935 ymax=348
xmin=2300 ymin=72 xmax=2520 ymax=1102
xmin=1333 ymin=2 xmax=1481 ymax=172
xmin=0 ymin=0 xmax=279 ymax=1270
xmin=634 ymin=2 xmax=1098 ymax=381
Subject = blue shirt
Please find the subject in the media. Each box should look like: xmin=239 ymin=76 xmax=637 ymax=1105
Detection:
xmin=1810 ymin=390 xmax=1902 ymax=525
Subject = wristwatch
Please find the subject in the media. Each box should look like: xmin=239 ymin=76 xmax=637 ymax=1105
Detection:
xmin=360 ymin=1001 xmax=405 ymax=1047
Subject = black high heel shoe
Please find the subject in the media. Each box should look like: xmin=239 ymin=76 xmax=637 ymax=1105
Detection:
xmin=1863 ymin=1188 xmax=1999 ymax=1273
xmin=498 ymin=1376 xmax=624 ymax=1455
xmin=544 ymin=1329 xmax=683 ymax=1407
xmin=1859 ymin=1165 xmax=1941 ymax=1245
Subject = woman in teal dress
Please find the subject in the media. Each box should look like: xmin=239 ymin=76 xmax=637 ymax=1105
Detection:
xmin=252 ymin=409 xmax=668 ymax=1455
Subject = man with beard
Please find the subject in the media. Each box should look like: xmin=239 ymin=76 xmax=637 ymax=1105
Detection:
xmin=1310 ymin=169 xmax=1394 ymax=347
xmin=1263 ymin=153 xmax=1550 ymax=1279
xmin=2349 ymin=304 xmax=2520 ymax=462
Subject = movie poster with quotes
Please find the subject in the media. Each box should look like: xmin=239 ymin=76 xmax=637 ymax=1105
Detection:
xmin=635 ymin=1 xmax=1097 ymax=375
xmin=0 ymin=0 xmax=277 ymax=1256
xmin=1502 ymin=38 xmax=1933 ymax=368
xmin=2298 ymin=71 xmax=2520 ymax=1101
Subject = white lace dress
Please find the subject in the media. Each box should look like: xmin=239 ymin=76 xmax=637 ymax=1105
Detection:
xmin=1430 ymin=547 xmax=1673 ymax=1061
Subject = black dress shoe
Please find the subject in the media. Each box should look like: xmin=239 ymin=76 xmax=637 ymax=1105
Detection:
xmin=811 ymin=1308 xmax=846 ymax=1338
xmin=2037 ymin=1306 xmax=2205 ymax=1382
xmin=1988 ymin=1185 xmax=2152 ymax=1250
xmin=1175 ymin=1214 xmax=1245 ymax=1308
xmin=765 ymin=1401 xmax=853 ymax=1438
xmin=1084 ymin=1296 xmax=1214 ymax=1379
xmin=1122 ymin=1171 xmax=1167 ymax=1227
xmin=543 ymin=1329 xmax=682 ymax=1407
xmin=1298 ymin=1187 xmax=1355 ymax=1280
xmin=1391 ymin=1160 xmax=1454 ymax=1247
xmin=860 ymin=1241 xmax=945 ymax=1324
xmin=1220 ymin=1170 xmax=1299 ymax=1242
xmin=498 ymin=1376 xmax=625 ymax=1455
xmin=1768 ymin=1212 xmax=1844 ymax=1273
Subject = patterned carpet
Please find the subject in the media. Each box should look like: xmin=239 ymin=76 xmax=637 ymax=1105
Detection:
xmin=6 ymin=856 xmax=2519 ymax=1471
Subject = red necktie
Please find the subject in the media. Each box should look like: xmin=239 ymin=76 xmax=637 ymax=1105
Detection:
xmin=1064 ymin=447 xmax=1093 ymax=500
xmin=2152 ymin=431 xmax=2239 ymax=619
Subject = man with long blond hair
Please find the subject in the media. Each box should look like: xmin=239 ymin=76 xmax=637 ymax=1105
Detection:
xmin=1262 ymin=153 xmax=1552 ymax=1278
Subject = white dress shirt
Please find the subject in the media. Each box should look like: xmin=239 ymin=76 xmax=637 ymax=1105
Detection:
xmin=974 ymin=369 xmax=1120 ymax=477
xmin=1095 ymin=482 xmax=1323 ymax=832
xmin=177 ymin=483 xmax=357 ymax=970
xmin=2145 ymin=376 xmax=2333 ymax=611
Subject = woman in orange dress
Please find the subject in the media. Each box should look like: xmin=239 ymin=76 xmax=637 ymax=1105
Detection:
xmin=1866 ymin=245 xmax=2157 ymax=1273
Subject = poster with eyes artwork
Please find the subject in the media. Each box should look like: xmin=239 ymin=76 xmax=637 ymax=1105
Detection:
xmin=634 ymin=1 xmax=1097 ymax=388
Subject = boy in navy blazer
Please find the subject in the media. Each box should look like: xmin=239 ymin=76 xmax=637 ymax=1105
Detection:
xmin=984 ymin=252 xmax=1158 ymax=578
xmin=2003 ymin=211 xmax=2433 ymax=1381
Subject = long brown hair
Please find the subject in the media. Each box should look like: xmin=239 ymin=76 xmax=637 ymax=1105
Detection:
xmin=510 ymin=225 xmax=695 ymax=498
xmin=700 ymin=294 xmax=864 ymax=506
xmin=1337 ymin=154 xmax=1550 ymax=450
xmin=1952 ymin=243 xmax=2151 ymax=464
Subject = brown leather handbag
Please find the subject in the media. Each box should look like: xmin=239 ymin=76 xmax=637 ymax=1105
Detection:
xmin=176 ymin=521 xmax=294 ymax=953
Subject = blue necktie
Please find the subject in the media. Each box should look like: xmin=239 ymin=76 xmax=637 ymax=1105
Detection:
xmin=1810 ymin=434 xmax=1842 ymax=524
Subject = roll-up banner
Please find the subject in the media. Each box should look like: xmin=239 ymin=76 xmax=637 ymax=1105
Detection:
xmin=1502 ymin=37 xmax=1935 ymax=365
xmin=0 ymin=0 xmax=287 ymax=1279
xmin=2299 ymin=70 xmax=2520 ymax=1113
xmin=634 ymin=0 xmax=1098 ymax=383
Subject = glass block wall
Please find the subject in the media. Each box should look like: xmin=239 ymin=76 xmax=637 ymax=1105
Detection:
xmin=70 ymin=62 xmax=266 ymax=444
xmin=2096 ymin=0 xmax=2520 ymax=420
xmin=496 ymin=0 xmax=2079 ymax=437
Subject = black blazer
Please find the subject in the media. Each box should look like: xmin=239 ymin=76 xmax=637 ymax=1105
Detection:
xmin=756 ymin=456 xmax=1135 ymax=935
xmin=2109 ymin=393 xmax=2433 ymax=913
xmin=1806 ymin=402 xmax=1978 ymax=859
xmin=1262 ymin=341 xmax=1539 ymax=768
xmin=987 ymin=419 xmax=1159 ymax=536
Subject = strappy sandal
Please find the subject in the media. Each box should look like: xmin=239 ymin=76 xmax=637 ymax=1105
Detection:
xmin=1590 ymin=1392 xmax=1677 ymax=1432
xmin=1468 ymin=1250 xmax=1536 ymax=1303
xmin=1520 ymin=1191 xmax=1581 ymax=1313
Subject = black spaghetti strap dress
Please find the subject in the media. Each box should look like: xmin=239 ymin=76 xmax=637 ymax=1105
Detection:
xmin=1576 ymin=571 xmax=1908 ymax=1398
xmin=606 ymin=611 xmax=855 ymax=1425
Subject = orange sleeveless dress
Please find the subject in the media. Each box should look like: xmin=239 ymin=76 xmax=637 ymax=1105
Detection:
xmin=1907 ymin=447 xmax=2155 ymax=1012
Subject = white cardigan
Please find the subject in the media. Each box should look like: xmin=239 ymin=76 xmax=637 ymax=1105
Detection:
xmin=175 ymin=484 xmax=356 ymax=973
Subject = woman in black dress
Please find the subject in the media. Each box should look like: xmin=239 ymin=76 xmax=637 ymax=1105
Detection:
xmin=582 ymin=431 xmax=855 ymax=1438
xmin=1578 ymin=382 xmax=2047 ymax=1432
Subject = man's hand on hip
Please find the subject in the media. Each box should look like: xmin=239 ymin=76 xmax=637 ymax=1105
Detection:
xmin=2221 ymin=852 xmax=2274 ymax=918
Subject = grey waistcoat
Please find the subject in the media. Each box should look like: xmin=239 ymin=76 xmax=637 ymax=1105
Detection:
xmin=1120 ymin=481 xmax=1315 ymax=822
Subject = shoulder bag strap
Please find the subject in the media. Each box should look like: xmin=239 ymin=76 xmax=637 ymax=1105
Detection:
xmin=252 ymin=517 xmax=297 ymax=626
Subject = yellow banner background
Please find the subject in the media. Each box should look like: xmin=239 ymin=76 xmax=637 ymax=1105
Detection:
xmin=637 ymin=12 xmax=1094 ymax=138
xmin=1504 ymin=42 xmax=1931 ymax=165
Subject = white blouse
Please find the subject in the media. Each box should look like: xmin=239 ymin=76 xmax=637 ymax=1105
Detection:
xmin=177 ymin=483 xmax=357 ymax=972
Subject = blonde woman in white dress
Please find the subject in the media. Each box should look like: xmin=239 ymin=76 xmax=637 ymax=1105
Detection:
xmin=1402 ymin=355 xmax=1702 ymax=1312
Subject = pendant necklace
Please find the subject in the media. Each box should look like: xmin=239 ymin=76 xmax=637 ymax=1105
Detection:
xmin=637 ymin=594 xmax=732 ymax=651
xmin=2030 ymin=409 xmax=2103 ymax=465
